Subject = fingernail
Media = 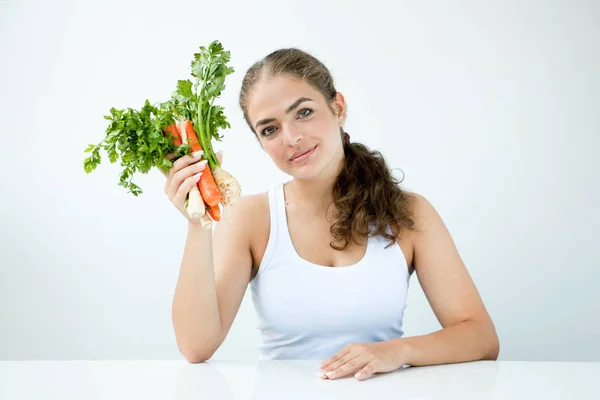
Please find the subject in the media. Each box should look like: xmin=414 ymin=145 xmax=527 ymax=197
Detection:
xmin=197 ymin=160 xmax=208 ymax=167
xmin=326 ymin=371 xmax=335 ymax=377
xmin=192 ymin=150 xmax=204 ymax=158
xmin=194 ymin=172 xmax=202 ymax=180
xmin=317 ymin=369 xmax=326 ymax=378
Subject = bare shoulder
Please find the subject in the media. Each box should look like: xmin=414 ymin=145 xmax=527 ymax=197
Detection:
xmin=215 ymin=192 xmax=269 ymax=237
xmin=392 ymin=191 xmax=434 ymax=271
xmin=404 ymin=191 xmax=440 ymax=231
xmin=214 ymin=191 xmax=270 ymax=274
xmin=402 ymin=190 xmax=464 ymax=272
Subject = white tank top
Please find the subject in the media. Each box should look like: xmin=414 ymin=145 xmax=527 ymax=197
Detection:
xmin=250 ymin=182 xmax=412 ymax=360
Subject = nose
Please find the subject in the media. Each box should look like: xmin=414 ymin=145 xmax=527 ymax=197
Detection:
xmin=282 ymin=125 xmax=302 ymax=145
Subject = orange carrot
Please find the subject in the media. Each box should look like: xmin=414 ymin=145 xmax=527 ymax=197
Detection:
xmin=181 ymin=120 xmax=222 ymax=207
xmin=207 ymin=203 xmax=221 ymax=222
xmin=163 ymin=123 xmax=182 ymax=147
xmin=181 ymin=120 xmax=201 ymax=152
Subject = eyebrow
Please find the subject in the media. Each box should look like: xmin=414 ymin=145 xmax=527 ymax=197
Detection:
xmin=254 ymin=97 xmax=314 ymax=130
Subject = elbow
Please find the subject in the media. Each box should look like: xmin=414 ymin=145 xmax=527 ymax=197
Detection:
xmin=183 ymin=350 xmax=214 ymax=364
xmin=175 ymin=336 xmax=219 ymax=364
xmin=483 ymin=325 xmax=500 ymax=361
xmin=468 ymin=317 xmax=500 ymax=361
xmin=179 ymin=344 xmax=216 ymax=363
xmin=487 ymin=335 xmax=500 ymax=361
xmin=172 ymin=319 xmax=222 ymax=364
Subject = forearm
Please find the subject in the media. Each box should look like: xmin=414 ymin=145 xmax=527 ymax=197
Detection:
xmin=396 ymin=319 xmax=499 ymax=367
xmin=171 ymin=223 xmax=222 ymax=360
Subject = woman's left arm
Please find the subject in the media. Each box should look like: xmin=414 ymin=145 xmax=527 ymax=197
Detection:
xmin=320 ymin=193 xmax=499 ymax=380
xmin=398 ymin=193 xmax=500 ymax=365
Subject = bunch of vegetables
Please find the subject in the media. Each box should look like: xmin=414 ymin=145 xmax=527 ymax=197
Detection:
xmin=83 ymin=40 xmax=241 ymax=226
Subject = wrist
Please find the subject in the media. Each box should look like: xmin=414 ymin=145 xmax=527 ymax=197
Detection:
xmin=393 ymin=337 xmax=414 ymax=367
xmin=188 ymin=220 xmax=212 ymax=234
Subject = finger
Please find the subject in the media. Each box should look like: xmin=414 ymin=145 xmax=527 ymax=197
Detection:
xmin=170 ymin=160 xmax=207 ymax=195
xmin=168 ymin=150 xmax=204 ymax=179
xmin=323 ymin=351 xmax=358 ymax=375
xmin=325 ymin=355 xmax=368 ymax=380
xmin=321 ymin=345 xmax=351 ymax=370
xmin=164 ymin=151 xmax=176 ymax=162
xmin=173 ymin=172 xmax=202 ymax=206
xmin=354 ymin=360 xmax=379 ymax=381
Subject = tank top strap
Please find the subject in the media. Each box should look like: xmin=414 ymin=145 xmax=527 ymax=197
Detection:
xmin=260 ymin=182 xmax=295 ymax=267
xmin=274 ymin=182 xmax=297 ymax=252
xmin=266 ymin=184 xmax=280 ymax=243
xmin=256 ymin=183 xmax=283 ymax=275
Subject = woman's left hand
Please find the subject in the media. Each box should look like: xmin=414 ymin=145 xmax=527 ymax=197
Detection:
xmin=318 ymin=340 xmax=409 ymax=381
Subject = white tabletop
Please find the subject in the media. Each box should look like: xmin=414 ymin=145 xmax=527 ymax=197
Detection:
xmin=1 ymin=360 xmax=598 ymax=399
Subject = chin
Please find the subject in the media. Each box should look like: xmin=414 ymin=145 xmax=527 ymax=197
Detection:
xmin=279 ymin=162 xmax=314 ymax=180
xmin=285 ymin=149 xmax=336 ymax=180
xmin=282 ymin=162 xmax=317 ymax=179
xmin=290 ymin=170 xmax=320 ymax=180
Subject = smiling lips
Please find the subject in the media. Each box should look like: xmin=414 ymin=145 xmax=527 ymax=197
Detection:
xmin=290 ymin=145 xmax=317 ymax=161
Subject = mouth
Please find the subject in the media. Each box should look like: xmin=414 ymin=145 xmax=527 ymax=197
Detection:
xmin=289 ymin=145 xmax=317 ymax=162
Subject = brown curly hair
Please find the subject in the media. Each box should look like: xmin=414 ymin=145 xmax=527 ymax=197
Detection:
xmin=239 ymin=48 xmax=415 ymax=250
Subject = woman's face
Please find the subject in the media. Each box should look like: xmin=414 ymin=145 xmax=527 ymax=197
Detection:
xmin=246 ymin=75 xmax=347 ymax=180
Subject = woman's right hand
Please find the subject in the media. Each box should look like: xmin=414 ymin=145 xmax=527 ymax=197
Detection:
xmin=163 ymin=150 xmax=223 ymax=224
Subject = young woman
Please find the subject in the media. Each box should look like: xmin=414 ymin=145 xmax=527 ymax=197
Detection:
xmin=166 ymin=47 xmax=499 ymax=381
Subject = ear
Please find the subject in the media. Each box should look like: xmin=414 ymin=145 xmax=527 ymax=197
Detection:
xmin=333 ymin=92 xmax=347 ymax=127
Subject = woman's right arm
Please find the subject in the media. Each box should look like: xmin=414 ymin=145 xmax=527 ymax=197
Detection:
xmin=166 ymin=153 xmax=253 ymax=362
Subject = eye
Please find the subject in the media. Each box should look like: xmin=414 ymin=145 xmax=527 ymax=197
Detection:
xmin=298 ymin=108 xmax=313 ymax=118
xmin=261 ymin=126 xmax=277 ymax=136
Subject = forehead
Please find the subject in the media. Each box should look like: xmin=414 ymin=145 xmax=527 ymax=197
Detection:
xmin=247 ymin=75 xmax=322 ymax=122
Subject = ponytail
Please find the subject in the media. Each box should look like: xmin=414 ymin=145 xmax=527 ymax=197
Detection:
xmin=329 ymin=129 xmax=415 ymax=250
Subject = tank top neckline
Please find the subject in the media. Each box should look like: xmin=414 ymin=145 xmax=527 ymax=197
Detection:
xmin=275 ymin=182 xmax=372 ymax=271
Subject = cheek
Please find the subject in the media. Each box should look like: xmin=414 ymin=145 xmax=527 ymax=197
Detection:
xmin=309 ymin=115 xmax=338 ymax=139
xmin=263 ymin=140 xmax=285 ymax=162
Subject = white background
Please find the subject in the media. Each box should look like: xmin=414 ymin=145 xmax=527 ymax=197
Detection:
xmin=1 ymin=0 xmax=598 ymax=361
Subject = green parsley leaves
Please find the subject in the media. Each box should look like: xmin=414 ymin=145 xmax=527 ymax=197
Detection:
xmin=83 ymin=40 xmax=234 ymax=197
